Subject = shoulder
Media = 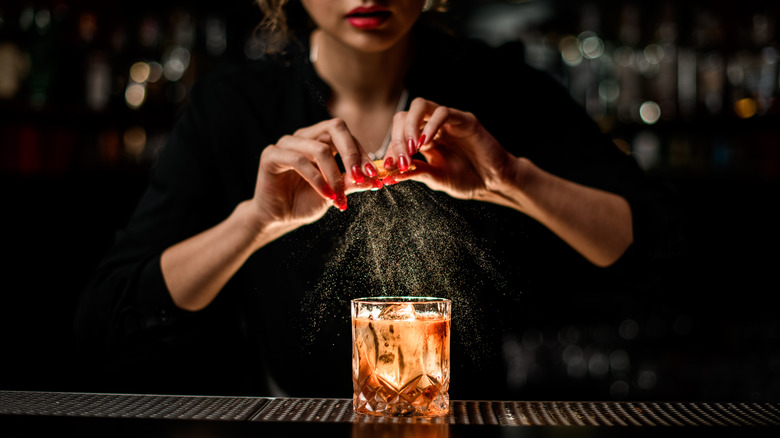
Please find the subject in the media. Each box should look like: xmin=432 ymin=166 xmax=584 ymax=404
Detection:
xmin=178 ymin=44 xmax=325 ymax=145
xmin=156 ymin=53 xmax=303 ymax=174
xmin=187 ymin=52 xmax=299 ymax=113
xmin=409 ymin=28 xmax=561 ymax=109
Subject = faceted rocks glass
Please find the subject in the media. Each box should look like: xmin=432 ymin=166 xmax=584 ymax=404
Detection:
xmin=351 ymin=297 xmax=451 ymax=417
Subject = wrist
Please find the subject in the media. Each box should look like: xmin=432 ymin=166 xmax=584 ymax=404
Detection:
xmin=233 ymin=200 xmax=272 ymax=251
xmin=497 ymin=156 xmax=535 ymax=191
xmin=485 ymin=156 xmax=540 ymax=213
xmin=235 ymin=199 xmax=302 ymax=251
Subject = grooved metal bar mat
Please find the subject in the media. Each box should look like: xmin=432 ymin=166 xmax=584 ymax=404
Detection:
xmin=2 ymin=391 xmax=780 ymax=426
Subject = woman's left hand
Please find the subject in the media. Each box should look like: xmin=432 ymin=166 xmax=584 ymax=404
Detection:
xmin=381 ymin=98 xmax=634 ymax=268
xmin=380 ymin=98 xmax=517 ymax=202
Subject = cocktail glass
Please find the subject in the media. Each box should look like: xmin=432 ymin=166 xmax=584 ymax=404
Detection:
xmin=351 ymin=296 xmax=451 ymax=417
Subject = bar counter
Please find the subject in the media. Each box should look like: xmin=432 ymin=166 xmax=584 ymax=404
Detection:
xmin=2 ymin=390 xmax=779 ymax=437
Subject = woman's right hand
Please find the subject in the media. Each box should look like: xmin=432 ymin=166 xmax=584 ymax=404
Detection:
xmin=162 ymin=118 xmax=380 ymax=312
xmin=251 ymin=118 xmax=381 ymax=235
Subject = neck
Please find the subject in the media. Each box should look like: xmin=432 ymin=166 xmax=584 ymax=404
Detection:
xmin=311 ymin=30 xmax=413 ymax=107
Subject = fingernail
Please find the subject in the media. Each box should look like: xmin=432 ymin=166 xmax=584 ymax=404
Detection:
xmin=407 ymin=138 xmax=416 ymax=156
xmin=322 ymin=184 xmax=337 ymax=200
xmin=372 ymin=178 xmax=384 ymax=190
xmin=416 ymin=134 xmax=426 ymax=150
xmin=398 ymin=155 xmax=409 ymax=172
xmin=335 ymin=180 xmax=347 ymax=211
xmin=383 ymin=156 xmax=395 ymax=170
xmin=383 ymin=175 xmax=397 ymax=185
xmin=364 ymin=162 xmax=377 ymax=177
xmin=350 ymin=164 xmax=365 ymax=184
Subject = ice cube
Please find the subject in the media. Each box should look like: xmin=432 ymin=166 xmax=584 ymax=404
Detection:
xmin=357 ymin=307 xmax=373 ymax=319
xmin=378 ymin=303 xmax=416 ymax=320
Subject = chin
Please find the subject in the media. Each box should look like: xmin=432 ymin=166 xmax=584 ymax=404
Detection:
xmin=346 ymin=30 xmax=412 ymax=54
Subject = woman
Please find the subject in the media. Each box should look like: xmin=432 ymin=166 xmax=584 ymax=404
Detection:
xmin=76 ymin=0 xmax=677 ymax=398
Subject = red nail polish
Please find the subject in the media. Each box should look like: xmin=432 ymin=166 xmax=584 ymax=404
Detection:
xmin=372 ymin=178 xmax=384 ymax=189
xmin=334 ymin=180 xmax=347 ymax=210
xmin=417 ymin=134 xmax=426 ymax=150
xmin=364 ymin=162 xmax=377 ymax=177
xmin=351 ymin=164 xmax=365 ymax=184
xmin=336 ymin=193 xmax=347 ymax=211
xmin=322 ymin=184 xmax=337 ymax=200
xmin=407 ymin=138 xmax=416 ymax=156
xmin=398 ymin=155 xmax=409 ymax=172
xmin=383 ymin=175 xmax=397 ymax=185
xmin=383 ymin=156 xmax=395 ymax=170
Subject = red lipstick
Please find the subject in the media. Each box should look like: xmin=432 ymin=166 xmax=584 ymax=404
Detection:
xmin=345 ymin=6 xmax=391 ymax=30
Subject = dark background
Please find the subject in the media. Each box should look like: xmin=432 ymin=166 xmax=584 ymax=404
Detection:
xmin=1 ymin=0 xmax=778 ymax=401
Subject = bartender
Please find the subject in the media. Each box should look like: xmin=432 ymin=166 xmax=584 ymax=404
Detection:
xmin=75 ymin=0 xmax=679 ymax=398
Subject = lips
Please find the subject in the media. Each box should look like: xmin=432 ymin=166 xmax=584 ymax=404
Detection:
xmin=345 ymin=6 xmax=391 ymax=30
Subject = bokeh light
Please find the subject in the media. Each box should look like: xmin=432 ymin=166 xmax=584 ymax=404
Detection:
xmin=638 ymin=370 xmax=658 ymax=390
xmin=163 ymin=47 xmax=190 ymax=82
xmin=559 ymin=35 xmax=582 ymax=66
xmin=643 ymin=44 xmax=665 ymax=64
xmin=632 ymin=131 xmax=661 ymax=170
xmin=125 ymin=82 xmax=146 ymax=109
xmin=123 ymin=125 xmax=147 ymax=160
xmin=639 ymin=101 xmax=661 ymax=124
xmin=734 ymin=97 xmax=757 ymax=119
xmin=147 ymin=62 xmax=163 ymax=83
xmin=589 ymin=353 xmax=610 ymax=378
xmin=580 ymin=33 xmax=605 ymax=60
xmin=129 ymin=62 xmax=151 ymax=84
xmin=609 ymin=350 xmax=630 ymax=373
xmin=610 ymin=380 xmax=630 ymax=399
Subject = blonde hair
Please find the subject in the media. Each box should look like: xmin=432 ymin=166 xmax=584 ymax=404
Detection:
xmin=255 ymin=0 xmax=449 ymax=53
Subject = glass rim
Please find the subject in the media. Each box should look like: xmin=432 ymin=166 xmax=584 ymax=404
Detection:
xmin=351 ymin=296 xmax=450 ymax=304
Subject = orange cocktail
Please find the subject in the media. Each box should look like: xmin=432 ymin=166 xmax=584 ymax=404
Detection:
xmin=351 ymin=297 xmax=451 ymax=417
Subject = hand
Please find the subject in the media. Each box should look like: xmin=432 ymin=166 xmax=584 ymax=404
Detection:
xmin=160 ymin=118 xmax=383 ymax=312
xmin=380 ymin=99 xmax=633 ymax=268
xmin=253 ymin=118 xmax=382 ymax=229
xmin=381 ymin=98 xmax=516 ymax=201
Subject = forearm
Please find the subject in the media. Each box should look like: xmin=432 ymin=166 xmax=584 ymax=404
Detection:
xmin=486 ymin=157 xmax=633 ymax=267
xmin=160 ymin=200 xmax=288 ymax=311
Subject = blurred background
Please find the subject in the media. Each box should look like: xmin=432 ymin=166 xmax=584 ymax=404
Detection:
xmin=1 ymin=0 xmax=779 ymax=401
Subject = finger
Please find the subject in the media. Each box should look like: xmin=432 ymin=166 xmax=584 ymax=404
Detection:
xmin=292 ymin=119 xmax=384 ymax=194
xmin=389 ymin=99 xmax=440 ymax=173
xmin=385 ymin=110 xmax=409 ymax=171
xmin=418 ymin=105 xmax=452 ymax=149
xmin=381 ymin=158 xmax=431 ymax=186
xmin=388 ymin=111 xmax=426 ymax=174
xmin=344 ymin=174 xmax=384 ymax=193
xmin=274 ymin=134 xmax=345 ymax=198
xmin=320 ymin=118 xmax=379 ymax=185
xmin=287 ymin=121 xmax=379 ymax=203
xmin=405 ymin=97 xmax=440 ymax=152
xmin=292 ymin=124 xmax=337 ymax=156
xmin=261 ymin=145 xmax=346 ymax=210
xmin=294 ymin=119 xmax=376 ymax=184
